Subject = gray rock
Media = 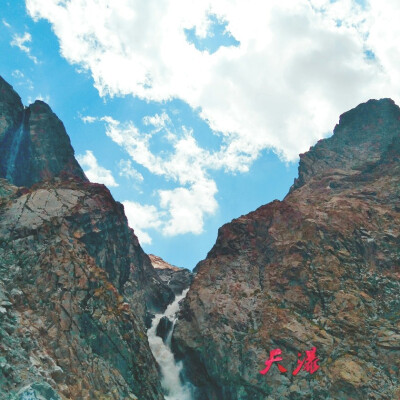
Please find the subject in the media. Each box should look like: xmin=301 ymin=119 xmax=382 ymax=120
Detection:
xmin=156 ymin=316 xmax=173 ymax=343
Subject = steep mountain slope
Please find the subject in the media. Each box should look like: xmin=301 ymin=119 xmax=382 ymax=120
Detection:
xmin=173 ymin=99 xmax=400 ymax=399
xmin=0 ymin=77 xmax=87 ymax=188
xmin=0 ymin=77 xmax=173 ymax=399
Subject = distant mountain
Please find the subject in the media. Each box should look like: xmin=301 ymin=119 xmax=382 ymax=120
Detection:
xmin=173 ymin=99 xmax=400 ymax=399
xmin=0 ymin=76 xmax=174 ymax=399
xmin=0 ymin=76 xmax=87 ymax=188
xmin=150 ymin=254 xmax=193 ymax=295
xmin=2 ymin=73 xmax=399 ymax=399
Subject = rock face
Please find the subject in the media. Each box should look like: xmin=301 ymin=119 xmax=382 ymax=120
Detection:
xmin=0 ymin=76 xmax=87 ymax=187
xmin=149 ymin=254 xmax=193 ymax=295
xmin=0 ymin=77 xmax=174 ymax=399
xmin=156 ymin=316 xmax=174 ymax=343
xmin=291 ymin=98 xmax=400 ymax=192
xmin=173 ymin=99 xmax=400 ymax=399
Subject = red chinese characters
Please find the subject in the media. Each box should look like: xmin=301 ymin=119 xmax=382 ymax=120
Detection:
xmin=260 ymin=347 xmax=320 ymax=376
xmin=292 ymin=347 xmax=320 ymax=376
xmin=259 ymin=348 xmax=288 ymax=374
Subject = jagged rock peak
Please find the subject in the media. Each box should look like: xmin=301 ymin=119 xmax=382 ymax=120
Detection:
xmin=291 ymin=98 xmax=400 ymax=192
xmin=149 ymin=254 xmax=193 ymax=295
xmin=0 ymin=76 xmax=23 ymax=109
xmin=149 ymin=254 xmax=181 ymax=271
xmin=172 ymin=98 xmax=400 ymax=399
xmin=0 ymin=76 xmax=24 ymax=145
xmin=0 ymin=75 xmax=87 ymax=187
xmin=0 ymin=76 xmax=174 ymax=399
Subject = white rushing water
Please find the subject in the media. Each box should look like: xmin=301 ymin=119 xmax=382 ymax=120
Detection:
xmin=6 ymin=111 xmax=25 ymax=182
xmin=147 ymin=288 xmax=193 ymax=400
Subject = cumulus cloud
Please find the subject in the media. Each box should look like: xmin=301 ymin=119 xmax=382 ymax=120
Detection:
xmin=24 ymin=0 xmax=400 ymax=240
xmin=25 ymin=0 xmax=394 ymax=160
xmin=159 ymin=180 xmax=218 ymax=236
xmin=11 ymin=32 xmax=38 ymax=64
xmin=77 ymin=150 xmax=119 ymax=187
xmin=123 ymin=201 xmax=164 ymax=244
xmin=100 ymin=116 xmax=218 ymax=237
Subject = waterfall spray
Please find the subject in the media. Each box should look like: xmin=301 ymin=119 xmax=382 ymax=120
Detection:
xmin=6 ymin=110 xmax=25 ymax=182
xmin=147 ymin=289 xmax=193 ymax=400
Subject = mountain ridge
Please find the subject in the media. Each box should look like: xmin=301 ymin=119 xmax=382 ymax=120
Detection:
xmin=1 ymin=74 xmax=399 ymax=399
xmin=0 ymin=76 xmax=173 ymax=399
xmin=0 ymin=76 xmax=87 ymax=188
xmin=173 ymin=98 xmax=400 ymax=399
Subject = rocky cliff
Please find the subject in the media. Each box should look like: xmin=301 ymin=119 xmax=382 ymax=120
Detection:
xmin=0 ymin=76 xmax=87 ymax=187
xmin=0 ymin=77 xmax=174 ymax=399
xmin=173 ymin=99 xmax=400 ymax=399
xmin=150 ymin=254 xmax=193 ymax=295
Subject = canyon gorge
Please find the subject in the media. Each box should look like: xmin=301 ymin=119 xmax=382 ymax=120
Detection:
xmin=0 ymin=76 xmax=399 ymax=399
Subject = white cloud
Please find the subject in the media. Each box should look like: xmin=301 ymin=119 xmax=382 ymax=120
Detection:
xmin=2 ymin=19 xmax=11 ymax=28
xmin=27 ymin=94 xmax=50 ymax=104
xmin=99 ymin=115 xmax=218 ymax=238
xmin=24 ymin=0 xmax=400 ymax=240
xmin=118 ymin=159 xmax=144 ymax=182
xmin=81 ymin=115 xmax=97 ymax=123
xmin=24 ymin=0 xmax=395 ymax=161
xmin=77 ymin=150 xmax=119 ymax=187
xmin=12 ymin=70 xmax=34 ymax=90
xmin=10 ymin=32 xmax=38 ymax=64
xmin=123 ymin=201 xmax=164 ymax=244
xmin=159 ymin=180 xmax=217 ymax=236
xmin=366 ymin=0 xmax=400 ymax=90
xmin=143 ymin=111 xmax=171 ymax=131
xmin=12 ymin=70 xmax=24 ymax=78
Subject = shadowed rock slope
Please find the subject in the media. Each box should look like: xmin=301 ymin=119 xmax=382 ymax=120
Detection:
xmin=173 ymin=99 xmax=400 ymax=399
xmin=0 ymin=77 xmax=174 ymax=399
xmin=150 ymin=254 xmax=194 ymax=295
xmin=0 ymin=76 xmax=87 ymax=187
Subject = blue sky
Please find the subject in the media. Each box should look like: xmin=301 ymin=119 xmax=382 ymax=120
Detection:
xmin=1 ymin=0 xmax=399 ymax=269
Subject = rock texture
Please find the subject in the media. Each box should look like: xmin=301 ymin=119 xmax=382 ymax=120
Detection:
xmin=0 ymin=77 xmax=174 ymax=399
xmin=149 ymin=254 xmax=193 ymax=295
xmin=173 ymin=99 xmax=400 ymax=399
xmin=0 ymin=76 xmax=87 ymax=187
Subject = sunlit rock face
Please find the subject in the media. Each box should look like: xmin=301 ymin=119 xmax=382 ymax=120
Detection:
xmin=0 ymin=76 xmax=87 ymax=187
xmin=173 ymin=99 xmax=400 ymax=399
xmin=0 ymin=76 xmax=174 ymax=399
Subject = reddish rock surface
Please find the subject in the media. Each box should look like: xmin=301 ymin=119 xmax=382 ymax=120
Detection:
xmin=0 ymin=77 xmax=174 ymax=399
xmin=173 ymin=99 xmax=400 ymax=399
xmin=0 ymin=178 xmax=173 ymax=399
xmin=149 ymin=254 xmax=181 ymax=271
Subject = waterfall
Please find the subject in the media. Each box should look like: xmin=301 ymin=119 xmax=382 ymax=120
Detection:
xmin=6 ymin=111 xmax=25 ymax=182
xmin=147 ymin=288 xmax=193 ymax=400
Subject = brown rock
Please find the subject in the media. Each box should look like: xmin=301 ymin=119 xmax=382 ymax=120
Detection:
xmin=173 ymin=98 xmax=400 ymax=399
xmin=0 ymin=77 xmax=174 ymax=399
